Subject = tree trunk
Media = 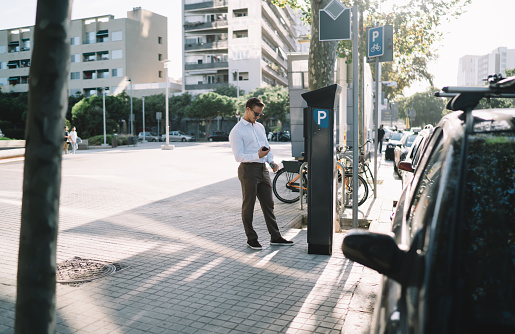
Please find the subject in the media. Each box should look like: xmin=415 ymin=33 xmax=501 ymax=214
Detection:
xmin=309 ymin=0 xmax=338 ymax=90
xmin=15 ymin=0 xmax=72 ymax=333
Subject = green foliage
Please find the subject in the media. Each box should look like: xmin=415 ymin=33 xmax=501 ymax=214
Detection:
xmin=87 ymin=134 xmax=131 ymax=146
xmin=71 ymin=94 xmax=128 ymax=138
xmin=0 ymin=136 xmax=13 ymax=140
xmin=397 ymin=87 xmax=446 ymax=126
xmin=213 ymin=84 xmax=244 ymax=98
xmin=249 ymin=86 xmax=289 ymax=126
xmin=0 ymin=91 xmax=28 ymax=139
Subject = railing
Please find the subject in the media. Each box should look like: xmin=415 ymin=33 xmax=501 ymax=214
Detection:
xmin=185 ymin=40 xmax=228 ymax=51
xmin=185 ymin=61 xmax=228 ymax=71
xmin=184 ymin=19 xmax=228 ymax=31
xmin=184 ymin=0 xmax=227 ymax=11
xmin=185 ymin=82 xmax=229 ymax=90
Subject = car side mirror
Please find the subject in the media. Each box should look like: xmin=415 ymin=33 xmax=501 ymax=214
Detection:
xmin=342 ymin=229 xmax=423 ymax=286
xmin=398 ymin=161 xmax=414 ymax=173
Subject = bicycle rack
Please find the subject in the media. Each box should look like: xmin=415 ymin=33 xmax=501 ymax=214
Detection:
xmin=298 ymin=161 xmax=308 ymax=210
xmin=336 ymin=161 xmax=346 ymax=215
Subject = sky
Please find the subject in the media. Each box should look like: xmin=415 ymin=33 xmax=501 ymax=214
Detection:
xmin=2 ymin=0 xmax=515 ymax=95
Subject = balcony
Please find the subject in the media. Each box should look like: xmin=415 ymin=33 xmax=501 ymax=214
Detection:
xmin=185 ymin=40 xmax=228 ymax=52
xmin=185 ymin=61 xmax=228 ymax=71
xmin=184 ymin=19 xmax=228 ymax=32
xmin=185 ymin=0 xmax=227 ymax=12
xmin=185 ymin=82 xmax=229 ymax=90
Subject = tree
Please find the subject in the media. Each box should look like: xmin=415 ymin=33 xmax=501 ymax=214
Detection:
xmin=170 ymin=92 xmax=193 ymax=129
xmin=186 ymin=92 xmax=235 ymax=138
xmin=244 ymin=86 xmax=290 ymax=131
xmin=15 ymin=0 xmax=72 ymax=332
xmin=71 ymin=94 xmax=127 ymax=138
xmin=397 ymin=87 xmax=446 ymax=127
xmin=273 ymin=0 xmax=472 ymax=98
xmin=213 ymin=84 xmax=244 ymax=98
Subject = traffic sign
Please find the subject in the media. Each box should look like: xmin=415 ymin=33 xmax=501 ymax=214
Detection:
xmin=368 ymin=26 xmax=384 ymax=58
xmin=319 ymin=0 xmax=351 ymax=41
xmin=314 ymin=109 xmax=329 ymax=128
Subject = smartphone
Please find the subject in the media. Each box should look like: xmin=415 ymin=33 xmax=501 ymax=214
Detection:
xmin=262 ymin=146 xmax=269 ymax=151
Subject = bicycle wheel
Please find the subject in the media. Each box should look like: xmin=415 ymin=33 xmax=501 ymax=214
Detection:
xmin=273 ymin=168 xmax=306 ymax=203
xmin=342 ymin=174 xmax=368 ymax=208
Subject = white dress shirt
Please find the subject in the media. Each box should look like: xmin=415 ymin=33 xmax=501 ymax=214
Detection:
xmin=229 ymin=118 xmax=273 ymax=164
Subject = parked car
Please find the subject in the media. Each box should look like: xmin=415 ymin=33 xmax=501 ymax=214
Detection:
xmin=269 ymin=131 xmax=291 ymax=142
xmin=342 ymin=75 xmax=515 ymax=334
xmin=398 ymin=126 xmax=434 ymax=188
xmin=138 ymin=132 xmax=160 ymax=142
xmin=393 ymin=132 xmax=418 ymax=173
xmin=207 ymin=131 xmax=229 ymax=142
xmin=384 ymin=131 xmax=404 ymax=160
xmin=161 ymin=131 xmax=195 ymax=142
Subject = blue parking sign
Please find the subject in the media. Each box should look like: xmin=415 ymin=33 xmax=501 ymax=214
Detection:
xmin=314 ymin=109 xmax=329 ymax=128
xmin=368 ymin=26 xmax=384 ymax=58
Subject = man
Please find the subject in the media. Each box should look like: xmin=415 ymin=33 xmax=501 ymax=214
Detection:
xmin=378 ymin=124 xmax=385 ymax=154
xmin=229 ymin=97 xmax=294 ymax=250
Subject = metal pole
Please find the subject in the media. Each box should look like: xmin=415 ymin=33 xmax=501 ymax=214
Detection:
xmin=161 ymin=61 xmax=174 ymax=150
xmin=352 ymin=6 xmax=359 ymax=229
xmin=130 ymin=79 xmax=133 ymax=136
xmin=374 ymin=59 xmax=381 ymax=198
xmin=142 ymin=96 xmax=146 ymax=143
xmin=102 ymin=88 xmax=108 ymax=146
xmin=236 ymin=69 xmax=239 ymax=99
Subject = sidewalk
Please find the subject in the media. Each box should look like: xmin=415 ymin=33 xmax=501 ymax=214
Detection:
xmin=0 ymin=142 xmax=400 ymax=334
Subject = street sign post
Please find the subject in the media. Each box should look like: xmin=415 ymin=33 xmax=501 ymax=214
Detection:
xmin=368 ymin=26 xmax=384 ymax=58
xmin=319 ymin=0 xmax=351 ymax=41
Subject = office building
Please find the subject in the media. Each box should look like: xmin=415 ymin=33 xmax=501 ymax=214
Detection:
xmin=458 ymin=47 xmax=515 ymax=86
xmin=183 ymin=0 xmax=305 ymax=94
xmin=0 ymin=7 xmax=167 ymax=97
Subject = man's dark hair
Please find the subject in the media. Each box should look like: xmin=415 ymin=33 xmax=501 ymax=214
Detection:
xmin=246 ymin=97 xmax=265 ymax=109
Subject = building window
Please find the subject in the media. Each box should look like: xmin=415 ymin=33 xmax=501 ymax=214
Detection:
xmin=159 ymin=71 xmax=163 ymax=78
xmin=112 ymin=49 xmax=122 ymax=59
xmin=21 ymin=39 xmax=31 ymax=51
xmin=111 ymin=31 xmax=122 ymax=41
xmin=83 ymin=53 xmax=95 ymax=62
xmin=85 ymin=32 xmax=95 ymax=44
xmin=70 ymin=72 xmax=80 ymax=80
xmin=233 ymin=50 xmax=249 ymax=60
xmin=71 ymin=54 xmax=80 ymax=63
xmin=112 ymin=68 xmax=123 ymax=77
xmin=97 ymin=69 xmax=109 ymax=79
xmin=71 ymin=36 xmax=80 ymax=45
xmin=233 ymin=30 xmax=248 ymax=39
xmin=158 ymin=36 xmax=162 ymax=44
xmin=20 ymin=76 xmax=29 ymax=84
xmin=20 ymin=59 xmax=31 ymax=68
xmin=83 ymin=71 xmax=96 ymax=80
xmin=70 ymin=89 xmax=81 ymax=96
xmin=97 ymin=51 xmax=109 ymax=60
xmin=96 ymin=30 xmax=109 ymax=43
xmin=158 ymin=54 xmax=163 ymax=61
xmin=233 ymin=9 xmax=248 ymax=17
xmin=7 ymin=60 xmax=20 ymax=69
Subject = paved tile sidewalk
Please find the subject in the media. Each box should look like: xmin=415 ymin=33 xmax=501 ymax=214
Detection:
xmin=0 ymin=143 xmax=399 ymax=333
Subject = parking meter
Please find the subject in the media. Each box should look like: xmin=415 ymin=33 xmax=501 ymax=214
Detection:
xmin=301 ymin=84 xmax=342 ymax=255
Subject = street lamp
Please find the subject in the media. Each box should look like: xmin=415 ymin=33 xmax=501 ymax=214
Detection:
xmin=101 ymin=87 xmax=109 ymax=147
xmin=161 ymin=60 xmax=174 ymax=150
xmin=141 ymin=96 xmax=147 ymax=143
xmin=126 ymin=78 xmax=133 ymax=136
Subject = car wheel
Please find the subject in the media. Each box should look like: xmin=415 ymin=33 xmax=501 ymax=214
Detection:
xmin=182 ymin=138 xmax=186 ymax=142
xmin=208 ymin=138 xmax=213 ymax=142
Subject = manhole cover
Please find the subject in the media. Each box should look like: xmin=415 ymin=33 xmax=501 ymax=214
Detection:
xmin=56 ymin=257 xmax=126 ymax=284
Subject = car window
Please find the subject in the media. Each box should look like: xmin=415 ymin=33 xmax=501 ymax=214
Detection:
xmin=406 ymin=134 xmax=418 ymax=147
xmin=459 ymin=131 xmax=515 ymax=330
xmin=391 ymin=132 xmax=403 ymax=141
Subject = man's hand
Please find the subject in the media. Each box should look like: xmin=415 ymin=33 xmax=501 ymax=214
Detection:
xmin=270 ymin=162 xmax=279 ymax=173
xmin=258 ymin=146 xmax=269 ymax=158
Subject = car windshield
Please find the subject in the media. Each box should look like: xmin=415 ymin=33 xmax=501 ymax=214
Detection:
xmin=459 ymin=131 xmax=515 ymax=329
xmin=391 ymin=132 xmax=403 ymax=141
xmin=406 ymin=134 xmax=418 ymax=147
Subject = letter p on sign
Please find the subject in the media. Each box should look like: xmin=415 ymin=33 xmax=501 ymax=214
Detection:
xmin=314 ymin=108 xmax=329 ymax=128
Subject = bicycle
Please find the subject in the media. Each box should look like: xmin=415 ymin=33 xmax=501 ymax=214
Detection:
xmin=272 ymin=158 xmax=368 ymax=208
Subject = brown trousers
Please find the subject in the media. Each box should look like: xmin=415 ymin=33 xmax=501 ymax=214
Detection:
xmin=238 ymin=163 xmax=281 ymax=243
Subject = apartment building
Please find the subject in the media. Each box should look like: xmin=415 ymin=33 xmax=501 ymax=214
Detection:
xmin=183 ymin=0 xmax=304 ymax=94
xmin=458 ymin=47 xmax=515 ymax=86
xmin=0 ymin=7 xmax=167 ymax=97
